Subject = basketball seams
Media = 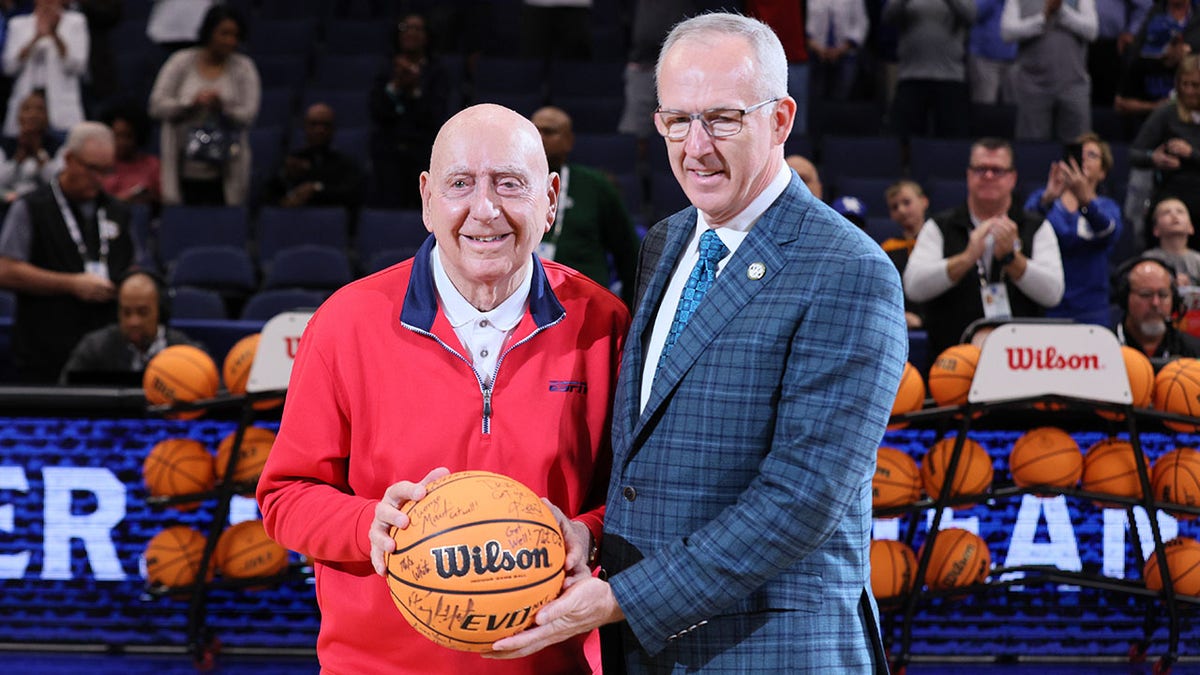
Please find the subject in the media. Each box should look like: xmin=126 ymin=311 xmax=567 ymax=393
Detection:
xmin=390 ymin=519 xmax=563 ymax=557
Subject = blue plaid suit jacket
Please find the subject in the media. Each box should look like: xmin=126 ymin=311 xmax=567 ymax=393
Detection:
xmin=600 ymin=174 xmax=908 ymax=674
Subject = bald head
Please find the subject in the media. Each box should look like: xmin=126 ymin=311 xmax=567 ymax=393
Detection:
xmin=786 ymin=155 xmax=822 ymax=200
xmin=531 ymin=106 xmax=574 ymax=172
xmin=430 ymin=104 xmax=550 ymax=184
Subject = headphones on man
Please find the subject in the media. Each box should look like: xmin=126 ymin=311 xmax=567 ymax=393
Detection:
xmin=1113 ymin=256 xmax=1182 ymax=319
xmin=117 ymin=267 xmax=171 ymax=324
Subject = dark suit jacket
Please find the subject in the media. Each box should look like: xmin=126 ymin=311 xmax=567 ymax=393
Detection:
xmin=602 ymin=173 xmax=907 ymax=673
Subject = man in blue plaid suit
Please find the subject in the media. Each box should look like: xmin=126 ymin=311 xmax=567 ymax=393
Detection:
xmin=490 ymin=13 xmax=907 ymax=673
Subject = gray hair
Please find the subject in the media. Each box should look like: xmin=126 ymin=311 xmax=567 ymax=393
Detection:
xmin=655 ymin=13 xmax=788 ymax=103
xmin=64 ymin=121 xmax=115 ymax=154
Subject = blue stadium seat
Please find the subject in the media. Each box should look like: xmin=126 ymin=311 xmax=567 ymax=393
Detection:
xmin=245 ymin=18 xmax=318 ymax=57
xmin=547 ymin=61 xmax=624 ymax=100
xmin=255 ymin=206 xmax=350 ymax=265
xmin=157 ymin=206 xmax=250 ymax=266
xmin=300 ymin=89 xmax=371 ymax=128
xmin=262 ymin=245 xmax=354 ymax=293
xmin=909 ymin=137 xmax=973 ymax=183
xmin=925 ymin=177 xmax=967 ymax=213
xmin=784 ymin=133 xmax=813 ymax=160
xmin=821 ymin=135 xmax=903 ymax=182
xmin=355 ymin=208 xmax=430 ymax=269
xmin=473 ymin=57 xmax=547 ymax=97
xmin=312 ymin=54 xmax=385 ymax=91
xmin=255 ymin=58 xmax=308 ymax=97
xmin=166 ymin=246 xmax=258 ymax=296
xmin=650 ymin=171 xmax=689 ymax=223
xmin=0 ymin=290 xmax=13 ymax=317
xmin=324 ymin=19 xmax=393 ymax=55
xmin=551 ymin=95 xmax=623 ymax=133
xmin=864 ymin=217 xmax=902 ymax=244
xmin=240 ymin=288 xmax=326 ymax=321
xmin=1013 ymin=140 xmax=1061 ymax=182
xmin=256 ymin=87 xmax=298 ymax=129
xmin=169 ymin=286 xmax=228 ymax=320
xmin=571 ymin=132 xmax=638 ymax=174
xmin=834 ymin=176 xmax=894 ymax=220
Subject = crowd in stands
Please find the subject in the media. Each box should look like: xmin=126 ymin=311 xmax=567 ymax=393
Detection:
xmin=0 ymin=0 xmax=1199 ymax=384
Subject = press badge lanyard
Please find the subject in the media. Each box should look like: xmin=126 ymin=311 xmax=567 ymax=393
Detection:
xmin=537 ymin=165 xmax=571 ymax=261
xmin=51 ymin=178 xmax=110 ymax=280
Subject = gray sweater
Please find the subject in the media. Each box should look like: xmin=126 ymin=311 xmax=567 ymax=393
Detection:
xmin=1001 ymin=0 xmax=1098 ymax=87
xmin=883 ymin=0 xmax=976 ymax=82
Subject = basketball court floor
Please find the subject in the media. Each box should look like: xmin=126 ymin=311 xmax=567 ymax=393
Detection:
xmin=3 ymin=651 xmax=1196 ymax=674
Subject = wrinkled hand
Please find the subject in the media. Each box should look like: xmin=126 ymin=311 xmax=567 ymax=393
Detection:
xmin=1060 ymin=158 xmax=1096 ymax=204
xmin=1043 ymin=161 xmax=1067 ymax=202
xmin=369 ymin=466 xmax=451 ymax=575
xmin=541 ymin=500 xmax=593 ymax=584
xmin=72 ymin=273 xmax=115 ymax=302
xmin=486 ymin=576 xmax=624 ymax=660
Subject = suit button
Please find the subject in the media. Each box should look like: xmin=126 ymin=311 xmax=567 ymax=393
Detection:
xmin=622 ymin=486 xmax=637 ymax=501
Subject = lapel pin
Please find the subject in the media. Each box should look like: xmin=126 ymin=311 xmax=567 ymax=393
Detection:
xmin=747 ymin=262 xmax=766 ymax=280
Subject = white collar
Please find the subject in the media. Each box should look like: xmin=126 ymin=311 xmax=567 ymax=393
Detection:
xmin=430 ymin=243 xmax=531 ymax=331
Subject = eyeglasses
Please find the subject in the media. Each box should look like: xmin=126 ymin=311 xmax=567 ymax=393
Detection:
xmin=1132 ymin=289 xmax=1173 ymax=301
xmin=654 ymin=98 xmax=780 ymax=141
xmin=72 ymin=155 xmax=114 ymax=176
xmin=967 ymin=165 xmax=1015 ymax=177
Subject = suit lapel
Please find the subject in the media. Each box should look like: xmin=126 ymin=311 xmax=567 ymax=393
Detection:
xmin=628 ymin=176 xmax=808 ymax=453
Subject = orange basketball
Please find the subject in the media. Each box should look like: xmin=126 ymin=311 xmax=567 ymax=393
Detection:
xmin=870 ymin=539 xmax=917 ymax=602
xmin=1143 ymin=536 xmax=1200 ymax=596
xmin=215 ymin=426 xmax=276 ymax=491
xmin=222 ymin=333 xmax=283 ymax=410
xmin=1098 ymin=347 xmax=1154 ymax=421
xmin=873 ymin=447 xmax=922 ymax=510
xmin=213 ymin=519 xmax=290 ymax=581
xmin=920 ymin=528 xmax=990 ymax=591
xmin=1082 ymin=438 xmax=1145 ymax=508
xmin=920 ymin=435 xmax=993 ymax=506
xmin=1153 ymin=357 xmax=1200 ymax=432
xmin=385 ymin=471 xmax=566 ymax=652
xmin=142 ymin=438 xmax=214 ymax=511
xmin=927 ymin=344 xmax=980 ymax=407
xmin=1151 ymin=447 xmax=1200 ymax=520
xmin=1008 ymin=427 xmax=1083 ymax=489
xmin=142 ymin=345 xmax=219 ymax=420
xmin=888 ymin=362 xmax=926 ymax=429
xmin=143 ymin=525 xmax=209 ymax=588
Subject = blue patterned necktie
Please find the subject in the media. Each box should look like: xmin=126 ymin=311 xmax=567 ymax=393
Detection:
xmin=659 ymin=229 xmax=729 ymax=362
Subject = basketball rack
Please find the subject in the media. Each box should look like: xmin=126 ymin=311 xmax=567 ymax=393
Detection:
xmin=143 ymin=389 xmax=306 ymax=670
xmin=880 ymin=392 xmax=1200 ymax=675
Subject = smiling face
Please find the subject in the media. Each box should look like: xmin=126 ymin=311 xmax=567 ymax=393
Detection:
xmin=420 ymin=104 xmax=558 ymax=310
xmin=655 ymin=33 xmax=794 ymax=225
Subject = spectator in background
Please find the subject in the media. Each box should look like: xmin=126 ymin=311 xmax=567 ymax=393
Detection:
xmin=785 ymin=153 xmax=822 ymax=199
xmin=99 ymin=102 xmax=160 ymax=207
xmin=0 ymin=89 xmax=58 ymax=204
xmin=369 ymin=12 xmax=447 ymax=209
xmin=531 ymin=105 xmax=639 ymax=307
xmin=1090 ymin=0 xmax=1152 ymax=105
xmin=59 ymin=268 xmax=201 ymax=385
xmin=0 ymin=121 xmax=133 ymax=383
xmin=1131 ymin=54 xmax=1200 ymax=250
xmin=1025 ymin=131 xmax=1123 ymax=325
xmin=807 ymin=0 xmax=869 ymax=102
xmin=883 ymin=178 xmax=930 ymax=328
xmin=2 ymin=0 xmax=87 ymax=138
xmin=263 ymin=102 xmax=365 ymax=213
xmin=904 ymin=137 xmax=1064 ymax=357
xmin=969 ymin=0 xmax=1018 ymax=104
xmin=145 ymin=0 xmax=213 ymax=54
xmin=1114 ymin=256 xmax=1200 ymax=357
xmin=746 ymin=1 xmax=809 ymax=136
xmin=1144 ymin=196 xmax=1200 ymax=284
xmin=76 ymin=0 xmax=121 ymax=114
xmin=884 ymin=0 xmax=975 ymax=140
xmin=148 ymin=4 xmax=259 ymax=207
xmin=521 ymin=0 xmax=591 ymax=62
xmin=1002 ymin=0 xmax=1099 ymax=142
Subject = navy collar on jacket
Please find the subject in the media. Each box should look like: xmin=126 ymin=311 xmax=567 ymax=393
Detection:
xmin=399 ymin=234 xmax=565 ymax=331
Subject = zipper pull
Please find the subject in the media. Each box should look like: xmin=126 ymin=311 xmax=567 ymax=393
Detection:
xmin=483 ymin=387 xmax=492 ymax=419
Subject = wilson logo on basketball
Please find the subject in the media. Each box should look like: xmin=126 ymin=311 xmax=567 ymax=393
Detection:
xmin=1006 ymin=347 xmax=1100 ymax=371
xmin=430 ymin=540 xmax=552 ymax=579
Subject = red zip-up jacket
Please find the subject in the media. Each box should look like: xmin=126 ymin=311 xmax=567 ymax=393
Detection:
xmin=258 ymin=237 xmax=630 ymax=674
